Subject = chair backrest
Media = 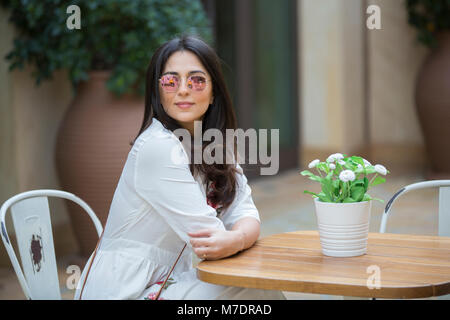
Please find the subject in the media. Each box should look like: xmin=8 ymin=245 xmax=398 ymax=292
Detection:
xmin=379 ymin=180 xmax=450 ymax=236
xmin=0 ymin=190 xmax=103 ymax=300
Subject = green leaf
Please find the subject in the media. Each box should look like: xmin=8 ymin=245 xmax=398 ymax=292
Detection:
xmin=317 ymin=163 xmax=329 ymax=174
xmin=352 ymin=179 xmax=366 ymax=187
xmin=300 ymin=170 xmax=322 ymax=182
xmin=363 ymin=177 xmax=369 ymax=192
xmin=343 ymin=197 xmax=356 ymax=203
xmin=321 ymin=178 xmax=334 ymax=202
xmin=317 ymin=192 xmax=331 ymax=203
xmin=300 ymin=170 xmax=312 ymax=176
xmin=337 ymin=181 xmax=347 ymax=202
xmin=350 ymin=185 xmax=365 ymax=202
xmin=325 ymin=171 xmax=333 ymax=179
xmin=350 ymin=156 xmax=364 ymax=166
xmin=332 ymin=179 xmax=340 ymax=197
xmin=304 ymin=190 xmax=319 ymax=197
xmin=370 ymin=176 xmax=386 ymax=187
xmin=364 ymin=168 xmax=377 ymax=174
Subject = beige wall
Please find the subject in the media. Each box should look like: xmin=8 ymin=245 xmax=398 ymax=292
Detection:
xmin=0 ymin=8 xmax=76 ymax=267
xmin=300 ymin=0 xmax=365 ymax=160
xmin=0 ymin=8 xmax=17 ymax=206
xmin=367 ymin=0 xmax=428 ymax=170
xmin=300 ymin=0 xmax=429 ymax=172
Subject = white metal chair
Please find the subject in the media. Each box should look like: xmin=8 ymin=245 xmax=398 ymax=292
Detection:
xmin=0 ymin=189 xmax=103 ymax=300
xmin=379 ymin=180 xmax=450 ymax=300
xmin=380 ymin=180 xmax=450 ymax=236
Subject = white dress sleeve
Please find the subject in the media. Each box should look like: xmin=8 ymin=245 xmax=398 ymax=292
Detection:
xmin=219 ymin=163 xmax=261 ymax=230
xmin=134 ymin=135 xmax=225 ymax=244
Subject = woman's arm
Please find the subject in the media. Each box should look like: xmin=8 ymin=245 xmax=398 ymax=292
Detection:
xmin=231 ymin=216 xmax=260 ymax=251
xmin=135 ymin=135 xmax=226 ymax=245
xmin=188 ymin=216 xmax=260 ymax=260
xmin=189 ymin=164 xmax=261 ymax=260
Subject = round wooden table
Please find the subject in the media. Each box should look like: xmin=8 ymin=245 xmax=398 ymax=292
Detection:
xmin=197 ymin=230 xmax=450 ymax=299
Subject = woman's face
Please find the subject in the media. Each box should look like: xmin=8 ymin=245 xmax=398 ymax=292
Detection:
xmin=159 ymin=50 xmax=214 ymax=135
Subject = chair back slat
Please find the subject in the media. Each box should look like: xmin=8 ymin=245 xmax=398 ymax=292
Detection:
xmin=10 ymin=197 xmax=61 ymax=300
xmin=439 ymin=187 xmax=450 ymax=237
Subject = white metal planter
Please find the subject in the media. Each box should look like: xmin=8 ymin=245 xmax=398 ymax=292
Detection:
xmin=314 ymin=198 xmax=372 ymax=257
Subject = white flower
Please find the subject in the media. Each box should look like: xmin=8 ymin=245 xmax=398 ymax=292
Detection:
xmin=338 ymin=160 xmax=346 ymax=166
xmin=308 ymin=159 xmax=320 ymax=169
xmin=357 ymin=164 xmax=363 ymax=170
xmin=339 ymin=170 xmax=356 ymax=182
xmin=374 ymin=164 xmax=387 ymax=175
xmin=329 ymin=163 xmax=336 ymax=170
xmin=327 ymin=153 xmax=344 ymax=163
xmin=363 ymin=159 xmax=372 ymax=167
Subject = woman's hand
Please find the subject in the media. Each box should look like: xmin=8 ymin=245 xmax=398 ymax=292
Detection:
xmin=188 ymin=228 xmax=245 ymax=261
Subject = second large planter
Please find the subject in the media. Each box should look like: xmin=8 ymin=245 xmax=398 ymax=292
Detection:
xmin=314 ymin=199 xmax=372 ymax=257
xmin=415 ymin=32 xmax=450 ymax=178
xmin=55 ymin=71 xmax=144 ymax=258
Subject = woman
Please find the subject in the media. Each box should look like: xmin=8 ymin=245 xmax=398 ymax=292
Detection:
xmin=74 ymin=35 xmax=285 ymax=300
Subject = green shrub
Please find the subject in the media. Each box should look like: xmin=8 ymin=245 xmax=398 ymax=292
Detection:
xmin=406 ymin=0 xmax=450 ymax=48
xmin=0 ymin=0 xmax=213 ymax=96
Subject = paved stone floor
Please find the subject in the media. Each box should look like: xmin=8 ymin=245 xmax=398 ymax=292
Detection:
xmin=0 ymin=168 xmax=446 ymax=300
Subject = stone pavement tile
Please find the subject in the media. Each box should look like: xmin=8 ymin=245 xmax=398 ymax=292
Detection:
xmin=0 ymin=267 xmax=26 ymax=300
xmin=0 ymin=255 xmax=81 ymax=300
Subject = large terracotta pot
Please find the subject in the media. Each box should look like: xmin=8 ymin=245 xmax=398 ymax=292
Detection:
xmin=415 ymin=32 xmax=450 ymax=178
xmin=55 ymin=71 xmax=144 ymax=257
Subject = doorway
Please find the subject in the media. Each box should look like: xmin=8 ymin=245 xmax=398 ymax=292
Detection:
xmin=203 ymin=0 xmax=300 ymax=180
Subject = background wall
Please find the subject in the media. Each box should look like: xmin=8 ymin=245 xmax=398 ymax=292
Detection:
xmin=0 ymin=8 xmax=77 ymax=267
xmin=367 ymin=0 xmax=428 ymax=172
xmin=300 ymin=0 xmax=429 ymax=174
xmin=0 ymin=8 xmax=16 ymax=210
xmin=300 ymin=0 xmax=366 ymax=158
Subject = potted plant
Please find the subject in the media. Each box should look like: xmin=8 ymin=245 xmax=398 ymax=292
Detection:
xmin=406 ymin=0 xmax=450 ymax=178
xmin=1 ymin=0 xmax=213 ymax=257
xmin=301 ymin=153 xmax=389 ymax=257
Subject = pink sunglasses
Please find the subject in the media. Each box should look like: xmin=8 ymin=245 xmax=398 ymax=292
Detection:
xmin=159 ymin=74 xmax=211 ymax=93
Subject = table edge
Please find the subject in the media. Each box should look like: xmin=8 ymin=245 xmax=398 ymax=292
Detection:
xmin=196 ymin=231 xmax=450 ymax=299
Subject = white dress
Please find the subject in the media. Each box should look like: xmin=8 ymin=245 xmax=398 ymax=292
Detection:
xmin=74 ymin=118 xmax=285 ymax=300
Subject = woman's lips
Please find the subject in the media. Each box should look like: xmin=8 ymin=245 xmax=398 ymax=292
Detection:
xmin=176 ymin=102 xmax=194 ymax=109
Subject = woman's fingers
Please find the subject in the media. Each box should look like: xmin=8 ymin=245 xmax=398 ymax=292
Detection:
xmin=190 ymin=237 xmax=211 ymax=248
xmin=189 ymin=229 xmax=214 ymax=248
xmin=193 ymin=247 xmax=220 ymax=260
xmin=188 ymin=229 xmax=212 ymax=238
xmin=193 ymin=247 xmax=211 ymax=259
xmin=189 ymin=228 xmax=234 ymax=260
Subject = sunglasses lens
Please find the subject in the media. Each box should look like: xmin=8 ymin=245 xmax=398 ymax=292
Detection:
xmin=189 ymin=76 xmax=207 ymax=91
xmin=160 ymin=75 xmax=179 ymax=92
xmin=160 ymin=75 xmax=207 ymax=92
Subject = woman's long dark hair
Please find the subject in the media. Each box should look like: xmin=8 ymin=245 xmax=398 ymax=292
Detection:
xmin=134 ymin=35 xmax=239 ymax=212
